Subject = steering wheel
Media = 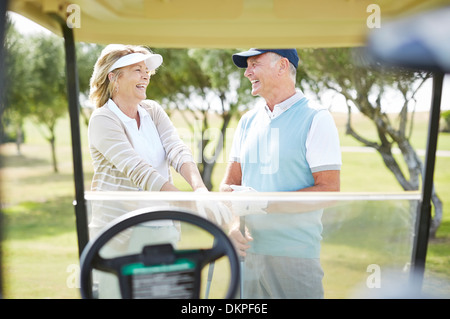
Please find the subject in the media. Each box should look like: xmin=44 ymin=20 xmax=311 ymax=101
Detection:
xmin=79 ymin=208 xmax=240 ymax=299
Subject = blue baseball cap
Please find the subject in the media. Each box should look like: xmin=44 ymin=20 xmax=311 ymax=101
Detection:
xmin=232 ymin=48 xmax=299 ymax=69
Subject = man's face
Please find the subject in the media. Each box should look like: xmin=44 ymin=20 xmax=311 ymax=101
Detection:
xmin=244 ymin=53 xmax=279 ymax=98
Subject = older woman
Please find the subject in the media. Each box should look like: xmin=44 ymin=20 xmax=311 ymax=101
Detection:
xmin=88 ymin=44 xmax=214 ymax=237
xmin=89 ymin=44 xmax=206 ymax=193
xmin=87 ymin=44 xmax=215 ymax=297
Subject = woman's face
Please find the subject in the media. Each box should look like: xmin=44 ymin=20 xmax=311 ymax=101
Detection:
xmin=114 ymin=61 xmax=150 ymax=103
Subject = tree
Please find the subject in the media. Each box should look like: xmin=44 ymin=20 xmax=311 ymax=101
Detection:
xmin=299 ymin=47 xmax=442 ymax=237
xmin=188 ymin=49 xmax=253 ymax=189
xmin=27 ymin=33 xmax=68 ymax=173
xmin=76 ymin=42 xmax=104 ymax=126
xmin=148 ymin=48 xmax=253 ymax=189
xmin=2 ymin=17 xmax=32 ymax=154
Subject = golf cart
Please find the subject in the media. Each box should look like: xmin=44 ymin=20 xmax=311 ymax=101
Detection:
xmin=1 ymin=0 xmax=448 ymax=299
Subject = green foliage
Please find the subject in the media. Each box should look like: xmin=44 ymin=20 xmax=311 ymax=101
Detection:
xmin=188 ymin=48 xmax=253 ymax=113
xmin=75 ymin=42 xmax=104 ymax=126
xmin=76 ymin=42 xmax=104 ymax=96
xmin=146 ymin=48 xmax=254 ymax=188
xmin=148 ymin=48 xmax=252 ymax=115
xmin=2 ymin=18 xmax=32 ymax=145
xmin=441 ymin=110 xmax=450 ymax=132
xmin=3 ymin=22 xmax=71 ymax=171
xmin=298 ymin=47 xmax=431 ymax=190
xmin=147 ymin=48 xmax=211 ymax=110
xmin=27 ymin=33 xmax=67 ymax=126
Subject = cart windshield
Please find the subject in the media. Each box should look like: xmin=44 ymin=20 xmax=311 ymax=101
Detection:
xmin=84 ymin=191 xmax=421 ymax=299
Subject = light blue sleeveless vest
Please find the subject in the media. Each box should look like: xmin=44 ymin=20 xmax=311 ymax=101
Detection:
xmin=238 ymin=98 xmax=323 ymax=258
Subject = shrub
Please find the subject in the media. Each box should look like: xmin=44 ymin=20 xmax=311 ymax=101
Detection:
xmin=441 ymin=110 xmax=450 ymax=133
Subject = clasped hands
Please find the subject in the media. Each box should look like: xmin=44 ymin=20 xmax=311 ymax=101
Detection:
xmin=229 ymin=185 xmax=268 ymax=216
xmin=194 ymin=185 xmax=267 ymax=226
xmin=195 ymin=186 xmax=267 ymax=257
xmin=194 ymin=188 xmax=232 ymax=226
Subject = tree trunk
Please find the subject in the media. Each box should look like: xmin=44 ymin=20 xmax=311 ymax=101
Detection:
xmin=196 ymin=101 xmax=233 ymax=190
xmin=15 ymin=126 xmax=23 ymax=155
xmin=201 ymin=161 xmax=214 ymax=190
xmin=49 ymin=133 xmax=58 ymax=173
xmin=430 ymin=187 xmax=443 ymax=238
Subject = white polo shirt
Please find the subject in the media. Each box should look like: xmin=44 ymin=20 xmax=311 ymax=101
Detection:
xmin=107 ymin=99 xmax=169 ymax=183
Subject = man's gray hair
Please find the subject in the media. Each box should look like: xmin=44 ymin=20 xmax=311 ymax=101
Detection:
xmin=267 ymin=52 xmax=297 ymax=83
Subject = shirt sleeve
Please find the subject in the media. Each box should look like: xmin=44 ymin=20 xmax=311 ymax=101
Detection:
xmin=306 ymin=109 xmax=342 ymax=173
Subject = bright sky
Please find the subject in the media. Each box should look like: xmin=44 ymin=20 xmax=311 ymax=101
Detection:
xmin=8 ymin=11 xmax=450 ymax=113
xmin=8 ymin=11 xmax=51 ymax=34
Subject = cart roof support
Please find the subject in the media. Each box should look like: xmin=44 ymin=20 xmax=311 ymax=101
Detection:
xmin=410 ymin=71 xmax=444 ymax=290
xmin=58 ymin=17 xmax=89 ymax=257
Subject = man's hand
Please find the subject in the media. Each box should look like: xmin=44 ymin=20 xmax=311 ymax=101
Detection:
xmin=228 ymin=221 xmax=253 ymax=257
xmin=230 ymin=185 xmax=267 ymax=216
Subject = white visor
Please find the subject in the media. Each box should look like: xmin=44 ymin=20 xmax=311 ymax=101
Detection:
xmin=108 ymin=52 xmax=163 ymax=73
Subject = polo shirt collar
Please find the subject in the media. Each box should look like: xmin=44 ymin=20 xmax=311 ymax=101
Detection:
xmin=264 ymin=90 xmax=305 ymax=119
xmin=107 ymin=99 xmax=149 ymax=124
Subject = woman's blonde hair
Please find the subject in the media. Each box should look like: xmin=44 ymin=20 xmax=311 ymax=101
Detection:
xmin=89 ymin=44 xmax=155 ymax=108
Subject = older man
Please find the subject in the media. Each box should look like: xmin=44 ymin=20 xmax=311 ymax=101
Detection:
xmin=220 ymin=49 xmax=341 ymax=298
